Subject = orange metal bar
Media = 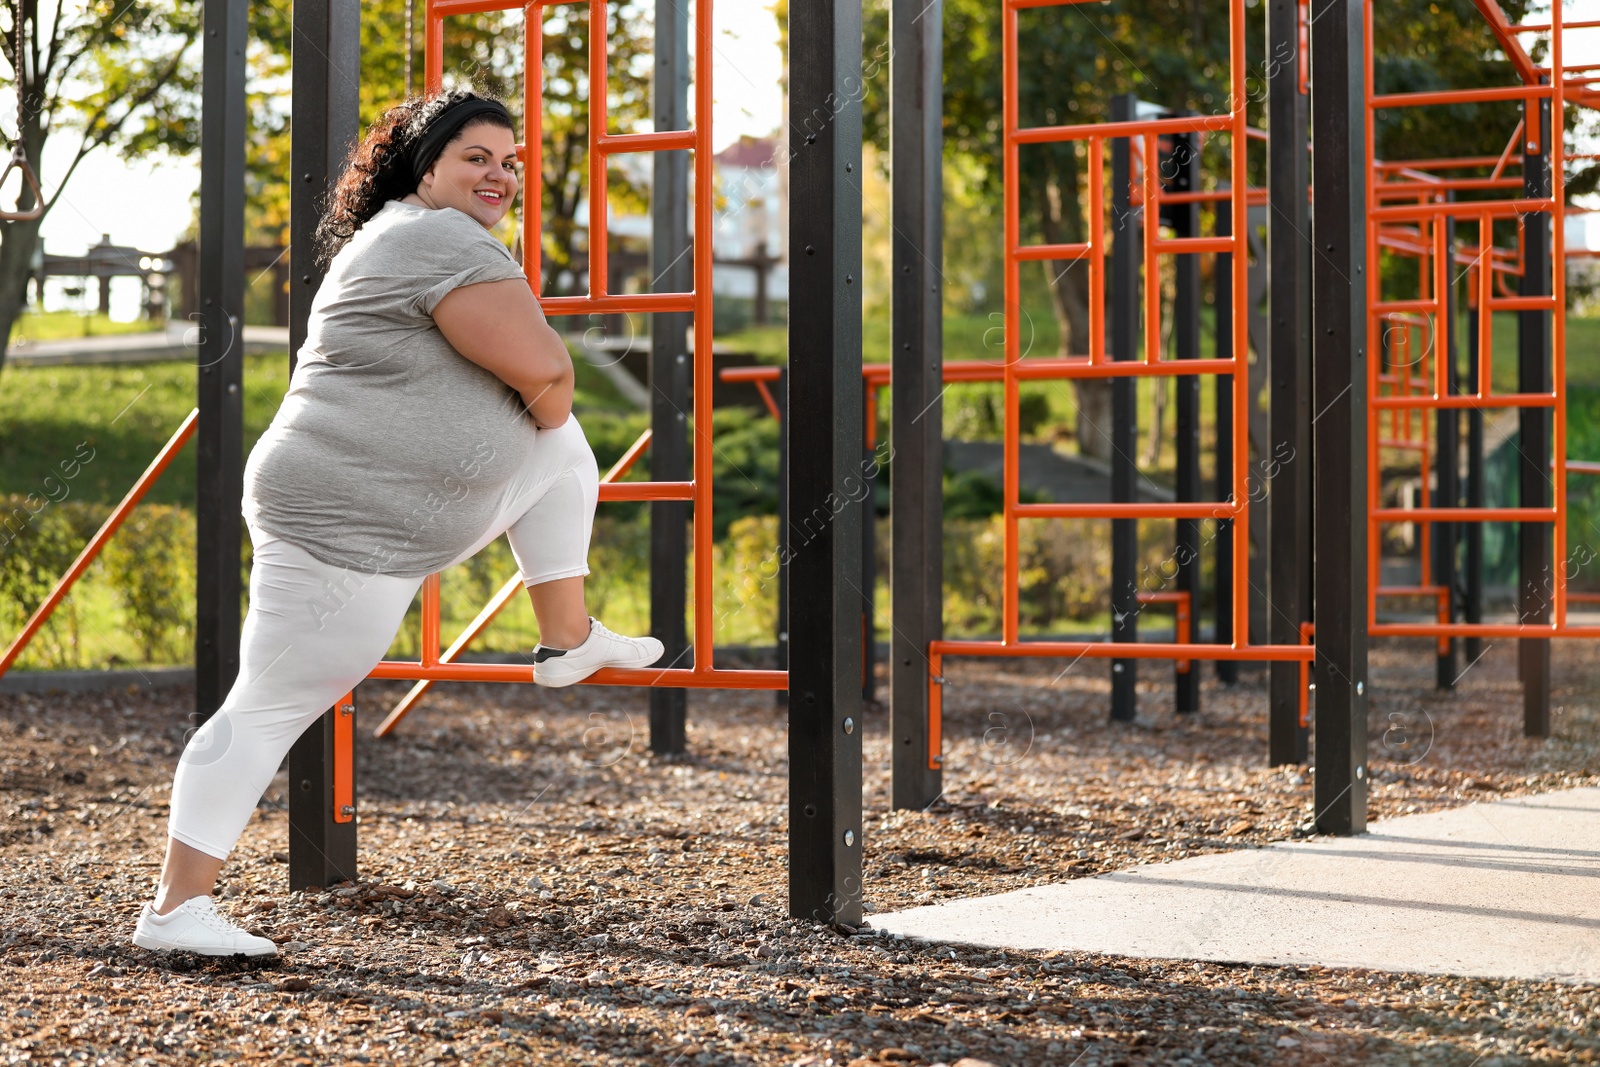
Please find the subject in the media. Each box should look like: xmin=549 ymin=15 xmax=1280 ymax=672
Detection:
xmin=1371 ymin=84 xmax=1552 ymax=109
xmin=367 ymin=661 xmax=788 ymax=688
xmin=1015 ymin=242 xmax=1092 ymax=262
xmin=539 ymin=292 xmax=695 ymax=316
xmin=425 ymin=7 xmax=443 ymax=90
xmin=420 ymin=573 xmax=442 ymax=667
xmin=1136 ymin=591 xmax=1191 ymax=671
xmin=587 ymin=0 xmax=608 ymax=299
xmin=1365 ymin=0 xmax=1382 ymax=633
xmin=1013 ymin=113 xmax=1232 ymax=145
xmin=1553 ymin=0 xmax=1569 ymax=625
xmin=1001 ymin=0 xmax=1020 ymax=646
xmin=597 ymin=130 xmax=697 ymax=154
xmin=1015 ymin=501 xmax=1240 ymax=520
xmin=1088 ymin=138 xmax=1106 ymax=363
xmin=754 ymin=380 xmax=782 ymax=422
xmin=1374 ymin=507 xmax=1554 ymax=522
xmin=523 ymin=5 xmax=544 ymax=289
xmin=1229 ymin=0 xmax=1248 ymax=648
xmin=692 ymin=0 xmax=715 ymax=665
xmin=1512 ymin=19 xmax=1600 ymax=32
xmin=1297 ymin=621 xmax=1314 ymax=727
xmin=930 ymin=639 xmax=1313 ymax=661
xmin=926 ymin=651 xmax=943 ymax=771
xmin=1143 ymin=132 xmax=1160 ymax=365
xmin=1371 ymin=392 xmax=1557 ymax=409
xmin=0 ymin=409 xmax=199 ymax=679
xmin=599 ymin=481 xmax=694 ymax=501
xmin=333 ymin=694 xmax=355 ymax=823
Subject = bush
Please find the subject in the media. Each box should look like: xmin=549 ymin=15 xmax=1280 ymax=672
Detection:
xmin=0 ymin=495 xmax=110 ymax=668
xmin=104 ymin=505 xmax=197 ymax=662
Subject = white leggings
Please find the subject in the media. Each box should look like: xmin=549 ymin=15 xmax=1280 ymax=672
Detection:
xmin=167 ymin=417 xmax=599 ymax=860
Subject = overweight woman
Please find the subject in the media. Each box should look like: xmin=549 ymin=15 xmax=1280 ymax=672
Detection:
xmin=131 ymin=90 xmax=662 ymax=957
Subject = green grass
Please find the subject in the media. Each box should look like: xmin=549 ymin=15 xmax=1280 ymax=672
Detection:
xmin=0 ymin=340 xmax=642 ymax=506
xmin=10 ymin=311 xmax=156 ymax=344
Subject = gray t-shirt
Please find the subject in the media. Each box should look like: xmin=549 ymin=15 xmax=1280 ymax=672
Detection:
xmin=243 ymin=199 xmax=541 ymax=578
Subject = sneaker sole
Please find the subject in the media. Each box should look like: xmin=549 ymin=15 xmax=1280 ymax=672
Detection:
xmin=533 ymin=648 xmax=664 ymax=688
xmin=132 ymin=930 xmax=277 ymax=957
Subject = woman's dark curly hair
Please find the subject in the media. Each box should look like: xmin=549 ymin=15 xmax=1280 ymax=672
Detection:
xmin=312 ymin=89 xmax=516 ymax=271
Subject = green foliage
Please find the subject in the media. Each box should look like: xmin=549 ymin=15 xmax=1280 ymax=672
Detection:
xmin=0 ymin=496 xmax=107 ymax=669
xmin=942 ymin=385 xmax=1051 ymax=441
xmin=103 ymin=505 xmax=196 ymax=662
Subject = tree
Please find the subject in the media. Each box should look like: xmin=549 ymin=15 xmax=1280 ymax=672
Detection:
xmin=859 ymin=0 xmax=1593 ymax=460
xmin=0 ymin=0 xmax=203 ymax=372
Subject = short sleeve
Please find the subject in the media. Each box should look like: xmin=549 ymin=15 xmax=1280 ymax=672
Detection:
xmin=411 ymin=256 xmax=529 ymax=317
xmin=401 ymin=209 xmax=529 ymax=317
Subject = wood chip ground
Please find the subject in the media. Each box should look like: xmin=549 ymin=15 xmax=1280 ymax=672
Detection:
xmin=2 ymin=638 xmax=1596 ymax=1065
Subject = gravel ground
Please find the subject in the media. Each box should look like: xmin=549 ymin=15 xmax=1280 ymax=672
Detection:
xmin=2 ymin=637 xmax=1597 ymax=1066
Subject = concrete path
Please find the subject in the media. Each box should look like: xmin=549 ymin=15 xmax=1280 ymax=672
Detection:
xmin=7 ymin=325 xmax=289 ymax=367
xmin=874 ymin=788 xmax=1600 ymax=984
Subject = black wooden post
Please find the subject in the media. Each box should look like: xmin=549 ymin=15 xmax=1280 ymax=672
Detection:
xmin=286 ymin=0 xmax=360 ymax=891
xmin=890 ymin=0 xmax=944 ymax=810
xmin=787 ymin=0 xmax=864 ymax=926
xmin=1465 ymin=288 xmax=1485 ymax=663
xmin=1214 ymin=194 xmax=1238 ymax=684
xmin=1267 ymin=0 xmax=1312 ymax=763
xmin=776 ymin=366 xmax=790 ymax=704
xmin=1519 ymin=91 xmax=1552 ymax=738
xmin=1435 ymin=207 xmax=1460 ymax=688
xmin=1310 ymin=0 xmax=1369 ymax=835
xmin=1167 ymin=124 xmax=1201 ymax=715
xmin=195 ymin=0 xmax=248 ymax=723
xmin=650 ymin=0 xmax=692 ymax=751
xmin=1109 ymin=93 xmax=1140 ymax=723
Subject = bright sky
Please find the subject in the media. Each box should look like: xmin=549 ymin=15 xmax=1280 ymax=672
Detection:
xmin=32 ymin=2 xmax=786 ymax=271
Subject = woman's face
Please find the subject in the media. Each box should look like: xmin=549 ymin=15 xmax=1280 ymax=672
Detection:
xmin=416 ymin=120 xmax=520 ymax=228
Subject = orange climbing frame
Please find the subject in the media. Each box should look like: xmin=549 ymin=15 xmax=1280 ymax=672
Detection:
xmin=370 ymin=0 xmax=786 ymax=694
xmin=1365 ymin=0 xmax=1599 ymax=641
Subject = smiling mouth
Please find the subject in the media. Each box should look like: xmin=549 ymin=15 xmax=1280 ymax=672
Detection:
xmin=475 ymin=190 xmax=503 ymax=204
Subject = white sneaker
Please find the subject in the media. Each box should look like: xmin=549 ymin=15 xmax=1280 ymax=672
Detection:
xmin=532 ymin=617 xmax=664 ymax=687
xmin=132 ymin=895 xmax=278 ymax=957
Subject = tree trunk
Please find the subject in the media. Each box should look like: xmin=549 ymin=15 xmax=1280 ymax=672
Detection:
xmin=1034 ymin=144 xmax=1112 ymax=461
xmin=0 ymin=95 xmax=47 ymax=376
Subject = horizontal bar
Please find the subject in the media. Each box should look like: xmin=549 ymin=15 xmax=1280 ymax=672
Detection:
xmin=1014 ymin=501 xmax=1238 ymax=520
xmin=1371 ymin=84 xmax=1552 ymax=108
xmin=1369 ymin=623 xmax=1555 ymax=638
xmin=1512 ymin=20 xmax=1600 ymax=31
xmin=1376 ymin=585 xmax=1446 ymax=597
xmin=599 ymin=481 xmax=694 ymax=501
xmin=541 ymin=292 xmax=695 ymax=316
xmin=1372 ymin=299 xmax=1438 ymax=313
xmin=1014 ymin=242 xmax=1092 ymax=261
xmin=1013 ymin=357 xmax=1240 ymax=379
xmin=1012 ymin=113 xmax=1231 ymax=145
xmin=431 ymin=0 xmax=524 ymax=13
xmin=1375 ymin=177 xmax=1524 ymax=194
xmin=597 ymin=130 xmax=698 ymax=154
xmin=1371 ymin=392 xmax=1557 ymax=409
xmin=1151 ymin=236 xmax=1236 ymax=255
xmin=1370 ymin=198 xmax=1554 ymax=221
xmin=1377 ymin=439 xmax=1428 ymax=450
xmin=1008 ymin=0 xmax=1104 ymax=7
xmin=930 ymin=639 xmax=1315 ymax=662
xmin=1568 ymin=460 xmax=1600 ymax=476
xmin=1487 ymin=295 xmax=1558 ymax=311
xmin=368 ymin=660 xmax=789 ymax=689
xmin=720 ymin=365 xmax=782 ymax=382
xmin=1373 ymin=507 xmax=1555 ymax=522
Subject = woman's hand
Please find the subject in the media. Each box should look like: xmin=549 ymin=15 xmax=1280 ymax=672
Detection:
xmin=432 ymin=279 xmax=575 ymax=428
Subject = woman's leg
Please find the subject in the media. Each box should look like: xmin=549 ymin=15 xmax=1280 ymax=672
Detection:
xmin=441 ymin=416 xmax=600 ymax=646
xmin=154 ymin=532 xmax=421 ymax=909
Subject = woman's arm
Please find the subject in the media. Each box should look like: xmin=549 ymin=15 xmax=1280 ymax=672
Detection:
xmin=431 ymin=279 xmax=575 ymax=429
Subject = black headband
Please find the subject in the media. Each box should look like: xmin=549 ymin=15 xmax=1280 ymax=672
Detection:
xmin=408 ymin=98 xmax=513 ymax=186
